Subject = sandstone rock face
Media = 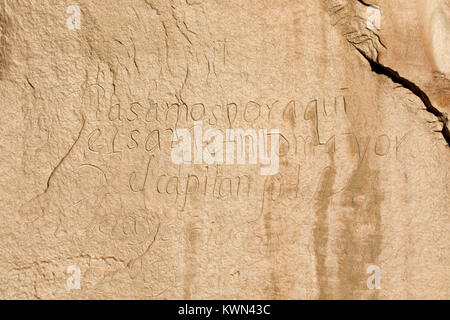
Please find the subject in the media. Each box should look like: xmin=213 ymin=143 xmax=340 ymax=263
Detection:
xmin=0 ymin=0 xmax=448 ymax=299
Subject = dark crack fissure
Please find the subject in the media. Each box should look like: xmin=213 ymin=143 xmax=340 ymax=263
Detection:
xmin=354 ymin=47 xmax=450 ymax=146
xmin=357 ymin=0 xmax=371 ymax=7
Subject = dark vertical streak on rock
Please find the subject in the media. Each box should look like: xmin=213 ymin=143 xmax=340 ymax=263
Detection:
xmin=263 ymin=180 xmax=280 ymax=299
xmin=183 ymin=221 xmax=199 ymax=299
xmin=339 ymin=162 xmax=383 ymax=299
xmin=313 ymin=164 xmax=336 ymax=299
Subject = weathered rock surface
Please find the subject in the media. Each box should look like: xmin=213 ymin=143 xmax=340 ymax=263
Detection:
xmin=0 ymin=0 xmax=448 ymax=299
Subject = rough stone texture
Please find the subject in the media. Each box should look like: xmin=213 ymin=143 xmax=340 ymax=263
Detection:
xmin=0 ymin=0 xmax=448 ymax=299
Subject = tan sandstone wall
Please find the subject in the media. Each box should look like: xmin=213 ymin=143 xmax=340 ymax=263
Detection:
xmin=0 ymin=0 xmax=448 ymax=299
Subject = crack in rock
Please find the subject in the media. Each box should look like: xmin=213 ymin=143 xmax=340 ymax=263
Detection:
xmin=353 ymin=36 xmax=450 ymax=146
xmin=327 ymin=0 xmax=450 ymax=146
